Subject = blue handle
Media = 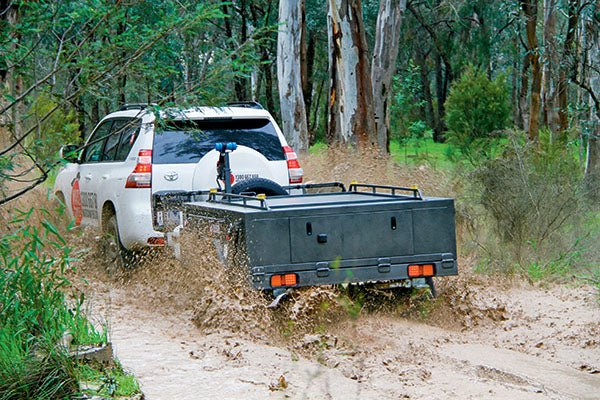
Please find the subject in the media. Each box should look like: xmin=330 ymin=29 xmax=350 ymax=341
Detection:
xmin=215 ymin=142 xmax=237 ymax=152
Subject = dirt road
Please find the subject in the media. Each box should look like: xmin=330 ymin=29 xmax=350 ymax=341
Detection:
xmin=75 ymin=252 xmax=599 ymax=400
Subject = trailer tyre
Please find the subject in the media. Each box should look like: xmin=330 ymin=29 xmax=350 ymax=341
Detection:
xmin=231 ymin=177 xmax=288 ymax=197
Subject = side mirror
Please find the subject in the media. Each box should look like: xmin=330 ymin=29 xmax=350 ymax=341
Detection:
xmin=59 ymin=144 xmax=80 ymax=163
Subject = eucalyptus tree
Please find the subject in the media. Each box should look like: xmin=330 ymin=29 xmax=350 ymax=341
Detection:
xmin=277 ymin=0 xmax=309 ymax=152
xmin=371 ymin=0 xmax=407 ymax=151
xmin=327 ymin=0 xmax=376 ymax=147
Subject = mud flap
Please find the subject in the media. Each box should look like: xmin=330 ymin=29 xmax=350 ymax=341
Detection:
xmin=425 ymin=276 xmax=437 ymax=298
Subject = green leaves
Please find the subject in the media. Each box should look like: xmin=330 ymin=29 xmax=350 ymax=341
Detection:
xmin=444 ymin=66 xmax=510 ymax=164
xmin=0 ymin=209 xmax=106 ymax=398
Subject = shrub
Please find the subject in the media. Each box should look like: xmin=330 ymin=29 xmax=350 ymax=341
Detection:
xmin=445 ymin=66 xmax=510 ymax=165
xmin=461 ymin=131 xmax=593 ymax=276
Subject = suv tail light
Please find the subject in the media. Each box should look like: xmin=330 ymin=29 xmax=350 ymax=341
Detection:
xmin=125 ymin=149 xmax=152 ymax=188
xmin=283 ymin=145 xmax=303 ymax=184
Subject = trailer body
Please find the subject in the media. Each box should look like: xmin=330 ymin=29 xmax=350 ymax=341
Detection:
xmin=154 ymin=184 xmax=457 ymax=290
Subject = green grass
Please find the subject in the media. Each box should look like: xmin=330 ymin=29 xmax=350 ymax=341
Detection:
xmin=76 ymin=362 xmax=140 ymax=397
xmin=0 ymin=208 xmax=141 ymax=399
xmin=389 ymin=139 xmax=453 ymax=169
xmin=308 ymin=141 xmax=328 ymax=155
xmin=308 ymin=139 xmax=454 ymax=170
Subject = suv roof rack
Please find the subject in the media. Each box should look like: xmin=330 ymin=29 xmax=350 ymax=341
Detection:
xmin=226 ymin=101 xmax=264 ymax=110
xmin=118 ymin=103 xmax=158 ymax=111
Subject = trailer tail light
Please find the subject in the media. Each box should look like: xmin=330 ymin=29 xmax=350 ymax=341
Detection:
xmin=271 ymin=273 xmax=298 ymax=287
xmin=283 ymin=146 xmax=303 ymax=184
xmin=125 ymin=149 xmax=152 ymax=188
xmin=407 ymin=264 xmax=435 ymax=278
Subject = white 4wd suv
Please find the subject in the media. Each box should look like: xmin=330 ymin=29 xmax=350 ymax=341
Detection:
xmin=53 ymin=103 xmax=302 ymax=265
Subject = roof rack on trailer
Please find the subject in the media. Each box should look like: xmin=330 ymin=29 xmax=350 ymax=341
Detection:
xmin=226 ymin=101 xmax=264 ymax=110
xmin=118 ymin=103 xmax=158 ymax=111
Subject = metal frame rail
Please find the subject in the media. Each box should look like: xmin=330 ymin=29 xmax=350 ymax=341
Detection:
xmin=348 ymin=183 xmax=423 ymax=200
xmin=207 ymin=192 xmax=269 ymax=210
xmin=154 ymin=182 xmax=423 ymax=213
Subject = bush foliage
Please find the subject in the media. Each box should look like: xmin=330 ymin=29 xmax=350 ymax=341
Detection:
xmin=460 ymin=131 xmax=595 ymax=277
xmin=445 ymin=66 xmax=510 ymax=164
xmin=0 ymin=209 xmax=105 ymax=399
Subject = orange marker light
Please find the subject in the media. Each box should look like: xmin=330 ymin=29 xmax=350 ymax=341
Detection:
xmin=271 ymin=273 xmax=298 ymax=287
xmin=407 ymin=264 xmax=421 ymax=277
xmin=422 ymin=264 xmax=435 ymax=276
xmin=407 ymin=264 xmax=436 ymax=278
xmin=271 ymin=275 xmax=282 ymax=287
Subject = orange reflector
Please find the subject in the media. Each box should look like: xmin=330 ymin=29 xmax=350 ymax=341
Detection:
xmin=147 ymin=237 xmax=165 ymax=246
xmin=408 ymin=264 xmax=421 ymax=277
xmin=271 ymin=273 xmax=298 ymax=287
xmin=407 ymin=264 xmax=435 ymax=277
xmin=422 ymin=264 xmax=435 ymax=276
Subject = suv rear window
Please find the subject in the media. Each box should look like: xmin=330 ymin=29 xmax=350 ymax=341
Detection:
xmin=152 ymin=118 xmax=285 ymax=164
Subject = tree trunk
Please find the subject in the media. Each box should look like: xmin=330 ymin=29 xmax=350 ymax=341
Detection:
xmin=584 ymin=0 xmax=600 ymax=199
xmin=512 ymin=34 xmax=521 ymax=128
xmin=0 ymin=0 xmax=17 ymax=146
xmin=541 ymin=0 xmax=559 ymax=134
xmin=238 ymin=0 xmax=249 ymax=100
xmin=277 ymin=0 xmax=309 ymax=152
xmin=414 ymin=44 xmax=436 ymax=136
xmin=521 ymin=0 xmax=541 ymax=142
xmin=222 ymin=3 xmax=247 ymax=101
xmin=371 ymin=0 xmax=407 ymax=151
xmin=557 ymin=0 xmax=579 ymax=134
xmin=310 ymin=78 xmax=325 ymax=145
xmin=434 ymin=51 xmax=447 ymax=142
xmin=302 ymin=32 xmax=316 ymax=136
xmin=518 ymin=53 xmax=531 ymax=132
xmin=327 ymin=0 xmax=376 ymax=147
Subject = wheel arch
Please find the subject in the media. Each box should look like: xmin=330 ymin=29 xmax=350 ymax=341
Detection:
xmin=101 ymin=201 xmax=116 ymax=231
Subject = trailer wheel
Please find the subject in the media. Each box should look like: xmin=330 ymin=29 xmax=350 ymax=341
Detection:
xmin=231 ymin=178 xmax=288 ymax=197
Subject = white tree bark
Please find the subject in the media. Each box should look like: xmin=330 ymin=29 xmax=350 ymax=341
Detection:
xmin=277 ymin=0 xmax=309 ymax=153
xmin=371 ymin=0 xmax=406 ymax=151
xmin=327 ymin=0 xmax=376 ymax=147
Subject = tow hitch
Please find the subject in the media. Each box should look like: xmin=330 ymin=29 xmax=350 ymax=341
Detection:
xmin=267 ymin=288 xmax=292 ymax=308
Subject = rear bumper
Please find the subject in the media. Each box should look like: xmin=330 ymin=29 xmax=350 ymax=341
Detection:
xmin=116 ymin=201 xmax=164 ymax=250
xmin=251 ymin=255 xmax=457 ymax=290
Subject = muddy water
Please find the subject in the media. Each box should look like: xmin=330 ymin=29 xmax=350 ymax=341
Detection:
xmin=69 ymin=151 xmax=600 ymax=399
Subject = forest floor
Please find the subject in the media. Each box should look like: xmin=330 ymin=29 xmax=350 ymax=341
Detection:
xmin=64 ymin=150 xmax=599 ymax=399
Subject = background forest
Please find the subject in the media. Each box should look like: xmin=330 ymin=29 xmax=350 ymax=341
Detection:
xmin=0 ymin=0 xmax=599 ymax=202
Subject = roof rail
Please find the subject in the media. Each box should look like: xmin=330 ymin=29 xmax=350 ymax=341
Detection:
xmin=226 ymin=101 xmax=264 ymax=110
xmin=118 ymin=103 xmax=158 ymax=111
